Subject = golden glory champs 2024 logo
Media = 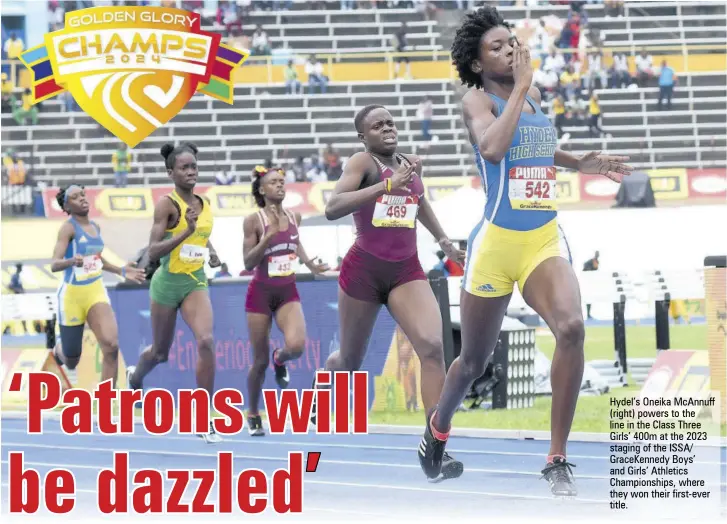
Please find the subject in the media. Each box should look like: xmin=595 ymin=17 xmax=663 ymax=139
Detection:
xmin=19 ymin=6 xmax=249 ymax=147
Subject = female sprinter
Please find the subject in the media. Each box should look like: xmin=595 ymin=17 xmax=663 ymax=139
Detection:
xmin=125 ymin=142 xmax=223 ymax=443
xmin=418 ymin=6 xmax=633 ymax=496
xmin=242 ymin=165 xmax=328 ymax=436
xmin=50 ymin=185 xmax=145 ymax=386
xmin=322 ymin=105 xmax=466 ymax=482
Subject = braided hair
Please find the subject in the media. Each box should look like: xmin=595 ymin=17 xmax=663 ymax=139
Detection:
xmin=451 ymin=6 xmax=512 ymax=90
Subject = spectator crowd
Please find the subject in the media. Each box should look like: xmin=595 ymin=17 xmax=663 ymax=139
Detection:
xmin=508 ymin=1 xmax=677 ymax=141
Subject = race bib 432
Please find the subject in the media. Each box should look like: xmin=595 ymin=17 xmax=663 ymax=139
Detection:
xmin=268 ymin=254 xmax=297 ymax=278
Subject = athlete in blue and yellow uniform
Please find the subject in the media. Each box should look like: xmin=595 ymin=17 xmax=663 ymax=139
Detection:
xmin=125 ymin=142 xmax=223 ymax=443
xmin=51 ymin=185 xmax=146 ymax=386
xmin=418 ymin=6 xmax=633 ymax=496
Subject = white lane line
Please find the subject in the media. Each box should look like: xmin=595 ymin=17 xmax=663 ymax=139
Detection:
xmin=0 ymin=458 xmax=608 ymax=504
xmin=0 ymin=441 xmax=609 ymax=479
xmin=2 ymin=428 xmax=723 ymax=466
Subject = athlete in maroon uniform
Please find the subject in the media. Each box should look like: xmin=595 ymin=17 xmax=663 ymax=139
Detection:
xmin=243 ymin=166 xmax=328 ymax=436
xmin=321 ymin=105 xmax=465 ymax=481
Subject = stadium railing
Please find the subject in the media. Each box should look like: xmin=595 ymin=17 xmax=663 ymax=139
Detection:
xmin=187 ymin=2 xmax=726 ymax=58
xmin=2 ymin=38 xmax=725 ymax=88
xmin=2 ymin=70 xmax=724 ymax=186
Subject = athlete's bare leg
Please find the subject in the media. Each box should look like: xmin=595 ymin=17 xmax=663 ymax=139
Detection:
xmin=431 ymin=291 xmax=512 ymax=433
xmin=179 ymin=290 xmax=216 ymax=396
xmin=273 ymin=301 xmax=306 ymax=363
xmin=246 ymin=312 xmax=273 ymax=415
xmin=386 ymin=280 xmax=445 ymax=415
xmin=86 ymin=303 xmax=121 ymax=387
xmin=521 ymin=257 xmax=584 ymax=458
xmin=324 ymin=286 xmax=381 ymax=372
xmin=128 ymin=301 xmax=177 ymax=389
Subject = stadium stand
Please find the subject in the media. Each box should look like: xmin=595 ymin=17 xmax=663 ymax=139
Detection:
xmin=1 ymin=1 xmax=725 ymax=188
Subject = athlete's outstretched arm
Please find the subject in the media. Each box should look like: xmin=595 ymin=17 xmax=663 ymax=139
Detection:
xmin=324 ymin=152 xmax=385 ymax=220
xmin=522 ymin=87 xmax=633 ymax=182
xmin=100 ymin=256 xmax=122 ymax=275
xmin=242 ymin=213 xmax=273 ymax=271
xmin=418 ymin=198 xmax=466 ymax=266
xmin=147 ymin=198 xmax=191 ymax=262
xmin=555 ymin=148 xmax=633 ymax=182
xmin=50 ymin=222 xmax=80 ymax=272
xmin=100 ymin=255 xmax=146 ymax=283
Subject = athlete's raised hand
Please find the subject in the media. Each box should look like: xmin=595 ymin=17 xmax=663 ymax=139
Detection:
xmin=390 ymin=159 xmax=419 ymax=192
xmin=439 ymin=238 xmax=466 ymax=267
xmin=578 ymin=151 xmax=634 ymax=183
xmin=512 ymin=39 xmax=533 ymax=89
xmin=123 ymin=262 xmax=146 ymax=284
xmin=185 ymin=207 xmax=198 ymax=233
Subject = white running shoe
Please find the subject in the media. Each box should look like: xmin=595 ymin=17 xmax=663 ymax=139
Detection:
xmin=125 ymin=365 xmax=138 ymax=389
xmin=309 ymin=368 xmax=323 ymax=430
xmin=199 ymin=420 xmax=222 ymax=444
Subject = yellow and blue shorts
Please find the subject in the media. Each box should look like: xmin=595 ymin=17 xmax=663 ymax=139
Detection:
xmin=57 ymin=279 xmax=110 ymax=327
xmin=462 ymin=218 xmax=572 ymax=298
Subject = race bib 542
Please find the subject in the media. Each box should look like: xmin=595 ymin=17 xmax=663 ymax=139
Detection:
xmin=508 ymin=166 xmax=557 ymax=211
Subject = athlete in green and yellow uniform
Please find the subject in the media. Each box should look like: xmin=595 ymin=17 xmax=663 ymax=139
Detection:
xmin=149 ymin=187 xmax=213 ymax=306
xmin=126 ymin=142 xmax=223 ymax=443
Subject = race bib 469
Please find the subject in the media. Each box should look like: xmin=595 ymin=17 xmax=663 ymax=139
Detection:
xmin=508 ymin=166 xmax=557 ymax=211
xmin=372 ymin=194 xmax=419 ymax=228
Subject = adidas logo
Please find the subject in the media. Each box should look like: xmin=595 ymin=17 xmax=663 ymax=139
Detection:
xmin=476 ymin=283 xmax=496 ymax=293
xmin=418 ymin=438 xmax=427 ymax=456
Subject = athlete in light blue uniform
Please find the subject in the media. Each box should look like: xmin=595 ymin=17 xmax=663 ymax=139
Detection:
xmin=50 ymin=185 xmax=145 ymax=386
xmin=418 ymin=6 xmax=632 ymax=496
